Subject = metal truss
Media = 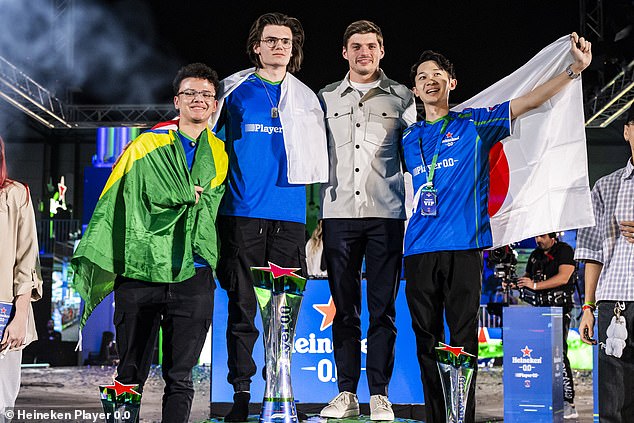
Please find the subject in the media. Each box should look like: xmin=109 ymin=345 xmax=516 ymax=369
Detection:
xmin=66 ymin=104 xmax=176 ymax=128
xmin=579 ymin=0 xmax=604 ymax=41
xmin=53 ymin=0 xmax=74 ymax=70
xmin=585 ymin=59 xmax=634 ymax=128
xmin=0 ymin=54 xmax=175 ymax=129
xmin=0 ymin=55 xmax=71 ymax=128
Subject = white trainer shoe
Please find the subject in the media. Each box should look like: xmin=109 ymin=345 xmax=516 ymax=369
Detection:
xmin=563 ymin=402 xmax=578 ymax=419
xmin=370 ymin=395 xmax=394 ymax=421
xmin=320 ymin=391 xmax=360 ymax=419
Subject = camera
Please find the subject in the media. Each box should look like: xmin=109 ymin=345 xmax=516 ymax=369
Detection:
xmin=488 ymin=245 xmax=518 ymax=265
xmin=486 ymin=245 xmax=519 ymax=318
xmin=487 ymin=245 xmax=519 ymax=286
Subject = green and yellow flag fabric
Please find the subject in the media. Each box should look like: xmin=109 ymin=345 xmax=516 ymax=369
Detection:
xmin=71 ymin=121 xmax=227 ymax=327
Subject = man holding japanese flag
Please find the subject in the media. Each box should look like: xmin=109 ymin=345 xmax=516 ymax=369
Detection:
xmin=401 ymin=33 xmax=592 ymax=423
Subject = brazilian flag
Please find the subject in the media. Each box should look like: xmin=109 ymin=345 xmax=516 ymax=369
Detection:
xmin=71 ymin=122 xmax=227 ymax=327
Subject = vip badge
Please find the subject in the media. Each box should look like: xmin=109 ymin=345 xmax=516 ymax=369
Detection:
xmin=420 ymin=189 xmax=438 ymax=216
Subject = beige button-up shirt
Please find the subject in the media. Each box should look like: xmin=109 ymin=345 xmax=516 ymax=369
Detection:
xmin=0 ymin=181 xmax=43 ymax=348
xmin=319 ymin=70 xmax=416 ymax=219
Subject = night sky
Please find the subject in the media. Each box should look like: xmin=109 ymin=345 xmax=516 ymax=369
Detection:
xmin=145 ymin=0 xmax=585 ymax=103
xmin=0 ymin=0 xmax=632 ymax=110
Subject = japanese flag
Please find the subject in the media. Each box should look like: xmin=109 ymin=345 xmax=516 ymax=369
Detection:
xmin=453 ymin=35 xmax=595 ymax=248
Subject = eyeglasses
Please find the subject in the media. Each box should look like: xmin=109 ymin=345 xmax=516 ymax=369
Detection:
xmin=177 ymin=90 xmax=216 ymax=100
xmin=260 ymin=37 xmax=292 ymax=49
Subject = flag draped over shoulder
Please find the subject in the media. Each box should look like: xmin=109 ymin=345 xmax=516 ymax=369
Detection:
xmin=453 ymin=35 xmax=595 ymax=248
xmin=71 ymin=122 xmax=227 ymax=327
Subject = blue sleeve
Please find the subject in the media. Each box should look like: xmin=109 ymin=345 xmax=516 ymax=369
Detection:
xmin=471 ymin=100 xmax=511 ymax=149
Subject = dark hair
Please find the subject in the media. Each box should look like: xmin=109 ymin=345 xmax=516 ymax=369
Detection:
xmin=548 ymin=232 xmax=557 ymax=239
xmin=246 ymin=12 xmax=304 ymax=74
xmin=342 ymin=20 xmax=383 ymax=48
xmin=410 ymin=50 xmax=456 ymax=86
xmin=172 ymin=63 xmax=220 ymax=95
xmin=0 ymin=135 xmax=8 ymax=188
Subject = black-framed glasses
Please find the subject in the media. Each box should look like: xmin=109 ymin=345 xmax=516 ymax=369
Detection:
xmin=177 ymin=90 xmax=216 ymax=100
xmin=260 ymin=37 xmax=292 ymax=49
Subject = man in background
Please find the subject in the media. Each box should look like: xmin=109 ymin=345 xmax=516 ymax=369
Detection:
xmin=516 ymin=233 xmax=577 ymax=419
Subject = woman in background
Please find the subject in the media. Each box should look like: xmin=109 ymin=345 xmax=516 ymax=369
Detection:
xmin=0 ymin=135 xmax=42 ymax=421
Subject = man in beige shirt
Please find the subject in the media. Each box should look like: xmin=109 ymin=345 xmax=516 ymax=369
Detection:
xmin=318 ymin=20 xmax=416 ymax=421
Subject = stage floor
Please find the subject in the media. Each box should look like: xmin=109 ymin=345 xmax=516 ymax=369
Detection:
xmin=14 ymin=365 xmax=594 ymax=422
xmin=205 ymin=418 xmax=427 ymax=423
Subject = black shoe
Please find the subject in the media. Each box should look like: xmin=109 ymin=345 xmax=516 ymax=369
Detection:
xmin=225 ymin=392 xmax=250 ymax=422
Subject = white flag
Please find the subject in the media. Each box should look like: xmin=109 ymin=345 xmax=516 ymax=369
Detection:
xmin=453 ymin=35 xmax=595 ymax=248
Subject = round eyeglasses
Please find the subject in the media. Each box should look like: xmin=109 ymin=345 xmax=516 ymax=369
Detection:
xmin=260 ymin=37 xmax=292 ymax=49
xmin=177 ymin=90 xmax=216 ymax=100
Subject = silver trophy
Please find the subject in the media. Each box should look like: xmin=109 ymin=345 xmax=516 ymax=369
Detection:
xmin=251 ymin=263 xmax=307 ymax=423
xmin=435 ymin=342 xmax=476 ymax=423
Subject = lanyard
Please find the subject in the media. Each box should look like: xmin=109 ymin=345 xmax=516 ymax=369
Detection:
xmin=418 ymin=118 xmax=450 ymax=187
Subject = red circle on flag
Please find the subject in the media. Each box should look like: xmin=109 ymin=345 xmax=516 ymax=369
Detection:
xmin=488 ymin=143 xmax=510 ymax=216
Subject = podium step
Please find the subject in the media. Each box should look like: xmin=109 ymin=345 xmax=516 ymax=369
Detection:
xmin=201 ymin=416 xmax=427 ymax=423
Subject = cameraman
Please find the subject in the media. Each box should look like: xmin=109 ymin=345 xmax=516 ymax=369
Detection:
xmin=516 ymin=233 xmax=577 ymax=419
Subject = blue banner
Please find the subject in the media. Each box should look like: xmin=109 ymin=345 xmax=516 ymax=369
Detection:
xmin=209 ymin=279 xmax=424 ymax=404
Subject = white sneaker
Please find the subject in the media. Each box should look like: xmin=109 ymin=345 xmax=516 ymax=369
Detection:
xmin=370 ymin=395 xmax=394 ymax=421
xmin=320 ymin=391 xmax=360 ymax=419
xmin=563 ymin=402 xmax=578 ymax=419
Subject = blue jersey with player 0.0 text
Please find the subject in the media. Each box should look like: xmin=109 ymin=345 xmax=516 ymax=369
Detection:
xmin=401 ymin=101 xmax=511 ymax=256
xmin=219 ymin=74 xmax=306 ymax=224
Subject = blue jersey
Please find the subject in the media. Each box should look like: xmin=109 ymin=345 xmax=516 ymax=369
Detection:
xmin=219 ymin=75 xmax=306 ymax=223
xmin=177 ymin=130 xmax=209 ymax=268
xmin=402 ymin=101 xmax=511 ymax=256
xmin=177 ymin=130 xmax=197 ymax=170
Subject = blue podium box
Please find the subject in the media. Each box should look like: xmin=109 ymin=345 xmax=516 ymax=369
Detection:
xmin=503 ymin=306 xmax=563 ymax=422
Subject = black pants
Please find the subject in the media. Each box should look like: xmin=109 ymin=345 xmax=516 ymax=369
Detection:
xmin=216 ymin=215 xmax=306 ymax=392
xmin=404 ymin=250 xmax=482 ymax=423
xmin=597 ymin=301 xmax=634 ymax=422
xmin=561 ymin=306 xmax=575 ymax=403
xmin=322 ymin=218 xmax=404 ymax=396
xmin=114 ymin=267 xmax=214 ymax=423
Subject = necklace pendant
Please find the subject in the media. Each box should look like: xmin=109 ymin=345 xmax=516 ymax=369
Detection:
xmin=271 ymin=107 xmax=279 ymax=119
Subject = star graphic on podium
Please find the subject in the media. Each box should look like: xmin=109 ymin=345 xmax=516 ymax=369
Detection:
xmin=252 ymin=262 xmax=303 ymax=279
xmin=521 ymin=345 xmax=533 ymax=358
xmin=436 ymin=342 xmax=475 ymax=358
xmin=0 ymin=307 xmax=7 ymax=315
xmin=313 ymin=296 xmax=337 ymax=331
xmin=102 ymin=380 xmax=140 ymax=397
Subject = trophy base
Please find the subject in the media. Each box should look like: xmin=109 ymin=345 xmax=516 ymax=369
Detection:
xmin=259 ymin=398 xmax=297 ymax=423
xmin=99 ymin=401 xmax=140 ymax=423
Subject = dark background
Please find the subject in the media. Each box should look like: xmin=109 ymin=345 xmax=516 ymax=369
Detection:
xmin=1 ymin=0 xmax=632 ymax=106
xmin=0 ymin=0 xmax=632 ymax=213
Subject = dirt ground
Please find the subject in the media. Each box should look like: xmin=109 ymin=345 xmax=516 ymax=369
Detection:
xmin=13 ymin=365 xmax=594 ymax=422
